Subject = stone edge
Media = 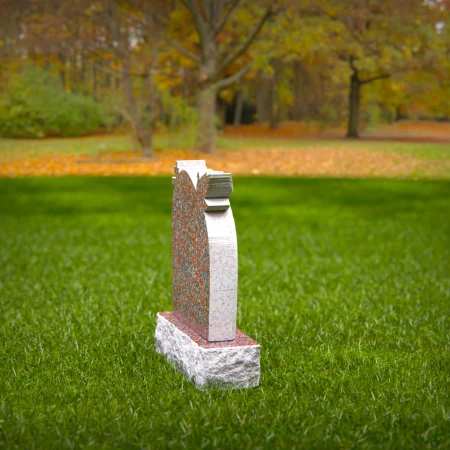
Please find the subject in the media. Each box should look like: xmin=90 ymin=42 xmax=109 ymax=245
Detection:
xmin=155 ymin=313 xmax=260 ymax=390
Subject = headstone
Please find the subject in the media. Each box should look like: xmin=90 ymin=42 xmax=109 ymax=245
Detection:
xmin=155 ymin=160 xmax=260 ymax=389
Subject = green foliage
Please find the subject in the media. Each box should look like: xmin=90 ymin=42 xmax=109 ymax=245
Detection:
xmin=361 ymin=90 xmax=384 ymax=131
xmin=156 ymin=93 xmax=199 ymax=147
xmin=160 ymin=91 xmax=198 ymax=130
xmin=96 ymin=92 xmax=127 ymax=130
xmin=0 ymin=177 xmax=449 ymax=448
xmin=0 ymin=66 xmax=104 ymax=138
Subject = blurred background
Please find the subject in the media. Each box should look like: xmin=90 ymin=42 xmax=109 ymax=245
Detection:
xmin=0 ymin=0 xmax=449 ymax=177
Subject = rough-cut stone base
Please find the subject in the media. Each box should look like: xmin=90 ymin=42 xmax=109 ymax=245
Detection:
xmin=155 ymin=312 xmax=260 ymax=390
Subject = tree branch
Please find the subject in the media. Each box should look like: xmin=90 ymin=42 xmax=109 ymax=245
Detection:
xmin=200 ymin=0 xmax=210 ymax=22
xmin=158 ymin=31 xmax=200 ymax=63
xmin=147 ymin=11 xmax=200 ymax=63
xmin=94 ymin=61 xmax=148 ymax=79
xmin=349 ymin=55 xmax=358 ymax=74
xmin=215 ymin=61 xmax=252 ymax=90
xmin=214 ymin=0 xmax=241 ymax=36
xmin=360 ymin=73 xmax=390 ymax=85
xmin=217 ymin=3 xmax=273 ymax=73
xmin=179 ymin=0 xmax=208 ymax=44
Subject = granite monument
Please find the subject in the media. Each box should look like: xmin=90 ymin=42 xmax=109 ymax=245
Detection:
xmin=155 ymin=160 xmax=260 ymax=389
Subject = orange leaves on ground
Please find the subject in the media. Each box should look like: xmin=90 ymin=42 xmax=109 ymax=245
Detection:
xmin=224 ymin=121 xmax=450 ymax=143
xmin=0 ymin=148 xmax=447 ymax=179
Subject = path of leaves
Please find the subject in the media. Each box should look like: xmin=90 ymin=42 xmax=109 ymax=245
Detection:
xmin=0 ymin=147 xmax=447 ymax=179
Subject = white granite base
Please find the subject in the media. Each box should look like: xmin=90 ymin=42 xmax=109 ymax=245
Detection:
xmin=155 ymin=313 xmax=260 ymax=390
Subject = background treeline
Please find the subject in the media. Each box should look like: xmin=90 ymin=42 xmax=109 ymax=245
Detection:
xmin=0 ymin=0 xmax=449 ymax=156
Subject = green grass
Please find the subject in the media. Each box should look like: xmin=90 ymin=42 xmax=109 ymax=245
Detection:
xmin=1 ymin=176 xmax=449 ymax=449
xmin=1 ymin=131 xmax=449 ymax=162
xmin=221 ymin=137 xmax=450 ymax=161
xmin=0 ymin=134 xmax=134 ymax=160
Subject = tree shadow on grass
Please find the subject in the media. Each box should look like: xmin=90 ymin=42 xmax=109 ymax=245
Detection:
xmin=0 ymin=176 xmax=448 ymax=221
xmin=233 ymin=177 xmax=450 ymax=220
xmin=0 ymin=177 xmax=172 ymax=218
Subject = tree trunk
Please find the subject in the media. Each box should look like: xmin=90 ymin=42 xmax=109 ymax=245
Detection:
xmin=196 ymin=37 xmax=217 ymax=154
xmin=58 ymin=53 xmax=66 ymax=90
xmin=79 ymin=52 xmax=86 ymax=86
xmin=233 ymin=90 xmax=244 ymax=126
xmin=69 ymin=50 xmax=77 ymax=92
xmin=92 ymin=62 xmax=97 ymax=101
xmin=122 ymin=57 xmax=154 ymax=158
xmin=217 ymin=98 xmax=226 ymax=131
xmin=59 ymin=70 xmax=66 ymax=90
xmin=74 ymin=51 xmax=80 ymax=87
xmin=268 ymin=72 xmax=277 ymax=129
xmin=175 ymin=0 xmax=272 ymax=150
xmin=292 ymin=60 xmax=303 ymax=121
xmin=346 ymin=72 xmax=361 ymax=138
xmin=256 ymin=78 xmax=268 ymax=123
xmin=144 ymin=71 xmax=157 ymax=159
xmin=107 ymin=0 xmax=153 ymax=158
xmin=138 ymin=129 xmax=153 ymax=158
xmin=105 ymin=71 xmax=111 ymax=89
xmin=395 ymin=105 xmax=407 ymax=122
xmin=196 ymin=84 xmax=216 ymax=154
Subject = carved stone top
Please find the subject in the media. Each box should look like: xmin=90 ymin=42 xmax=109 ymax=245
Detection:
xmin=172 ymin=160 xmax=238 ymax=342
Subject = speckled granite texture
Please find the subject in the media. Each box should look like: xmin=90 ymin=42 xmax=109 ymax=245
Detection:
xmin=172 ymin=160 xmax=237 ymax=341
xmin=159 ymin=312 xmax=258 ymax=348
xmin=155 ymin=313 xmax=260 ymax=390
xmin=157 ymin=160 xmax=260 ymax=389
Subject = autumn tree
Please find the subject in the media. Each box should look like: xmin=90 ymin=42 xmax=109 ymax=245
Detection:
xmin=1 ymin=0 xmax=162 ymax=156
xmin=101 ymin=0 xmax=157 ymax=157
xmin=152 ymin=0 xmax=275 ymax=153
xmin=254 ymin=2 xmax=347 ymax=129
xmin=2 ymin=0 xmax=447 ymax=145
xmin=277 ymin=0 xmax=446 ymax=136
xmin=320 ymin=0 xmax=443 ymax=138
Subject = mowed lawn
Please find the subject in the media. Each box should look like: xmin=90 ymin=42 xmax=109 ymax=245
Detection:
xmin=0 ymin=176 xmax=449 ymax=448
xmin=1 ymin=133 xmax=450 ymax=161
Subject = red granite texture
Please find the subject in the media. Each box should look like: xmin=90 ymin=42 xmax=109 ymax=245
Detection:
xmin=172 ymin=168 xmax=211 ymax=339
xmin=159 ymin=312 xmax=259 ymax=349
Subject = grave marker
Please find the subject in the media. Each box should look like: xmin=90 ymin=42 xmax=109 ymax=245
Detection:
xmin=155 ymin=160 xmax=260 ymax=389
